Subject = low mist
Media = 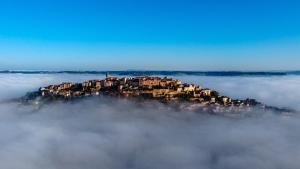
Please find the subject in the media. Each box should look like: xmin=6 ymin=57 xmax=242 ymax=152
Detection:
xmin=0 ymin=73 xmax=300 ymax=169
xmin=175 ymin=75 xmax=300 ymax=111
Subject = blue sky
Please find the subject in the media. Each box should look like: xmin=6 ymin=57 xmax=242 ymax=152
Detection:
xmin=0 ymin=0 xmax=299 ymax=70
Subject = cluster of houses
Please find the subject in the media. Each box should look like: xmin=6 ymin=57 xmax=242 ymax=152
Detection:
xmin=38 ymin=75 xmax=259 ymax=109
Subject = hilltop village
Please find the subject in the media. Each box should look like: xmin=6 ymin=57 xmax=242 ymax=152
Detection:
xmin=27 ymin=74 xmax=267 ymax=114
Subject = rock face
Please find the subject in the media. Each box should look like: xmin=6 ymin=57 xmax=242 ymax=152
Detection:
xmin=23 ymin=76 xmax=293 ymax=115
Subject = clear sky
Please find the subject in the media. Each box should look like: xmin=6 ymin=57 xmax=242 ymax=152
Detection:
xmin=0 ymin=0 xmax=299 ymax=71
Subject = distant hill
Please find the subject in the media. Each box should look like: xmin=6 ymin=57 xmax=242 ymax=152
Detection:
xmin=1 ymin=70 xmax=300 ymax=76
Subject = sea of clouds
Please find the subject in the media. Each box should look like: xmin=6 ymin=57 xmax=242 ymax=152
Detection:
xmin=0 ymin=73 xmax=300 ymax=169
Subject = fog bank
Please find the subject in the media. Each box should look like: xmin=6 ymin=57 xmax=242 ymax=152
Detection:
xmin=0 ymin=74 xmax=300 ymax=169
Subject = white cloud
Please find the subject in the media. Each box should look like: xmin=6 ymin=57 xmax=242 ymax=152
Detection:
xmin=0 ymin=74 xmax=300 ymax=169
